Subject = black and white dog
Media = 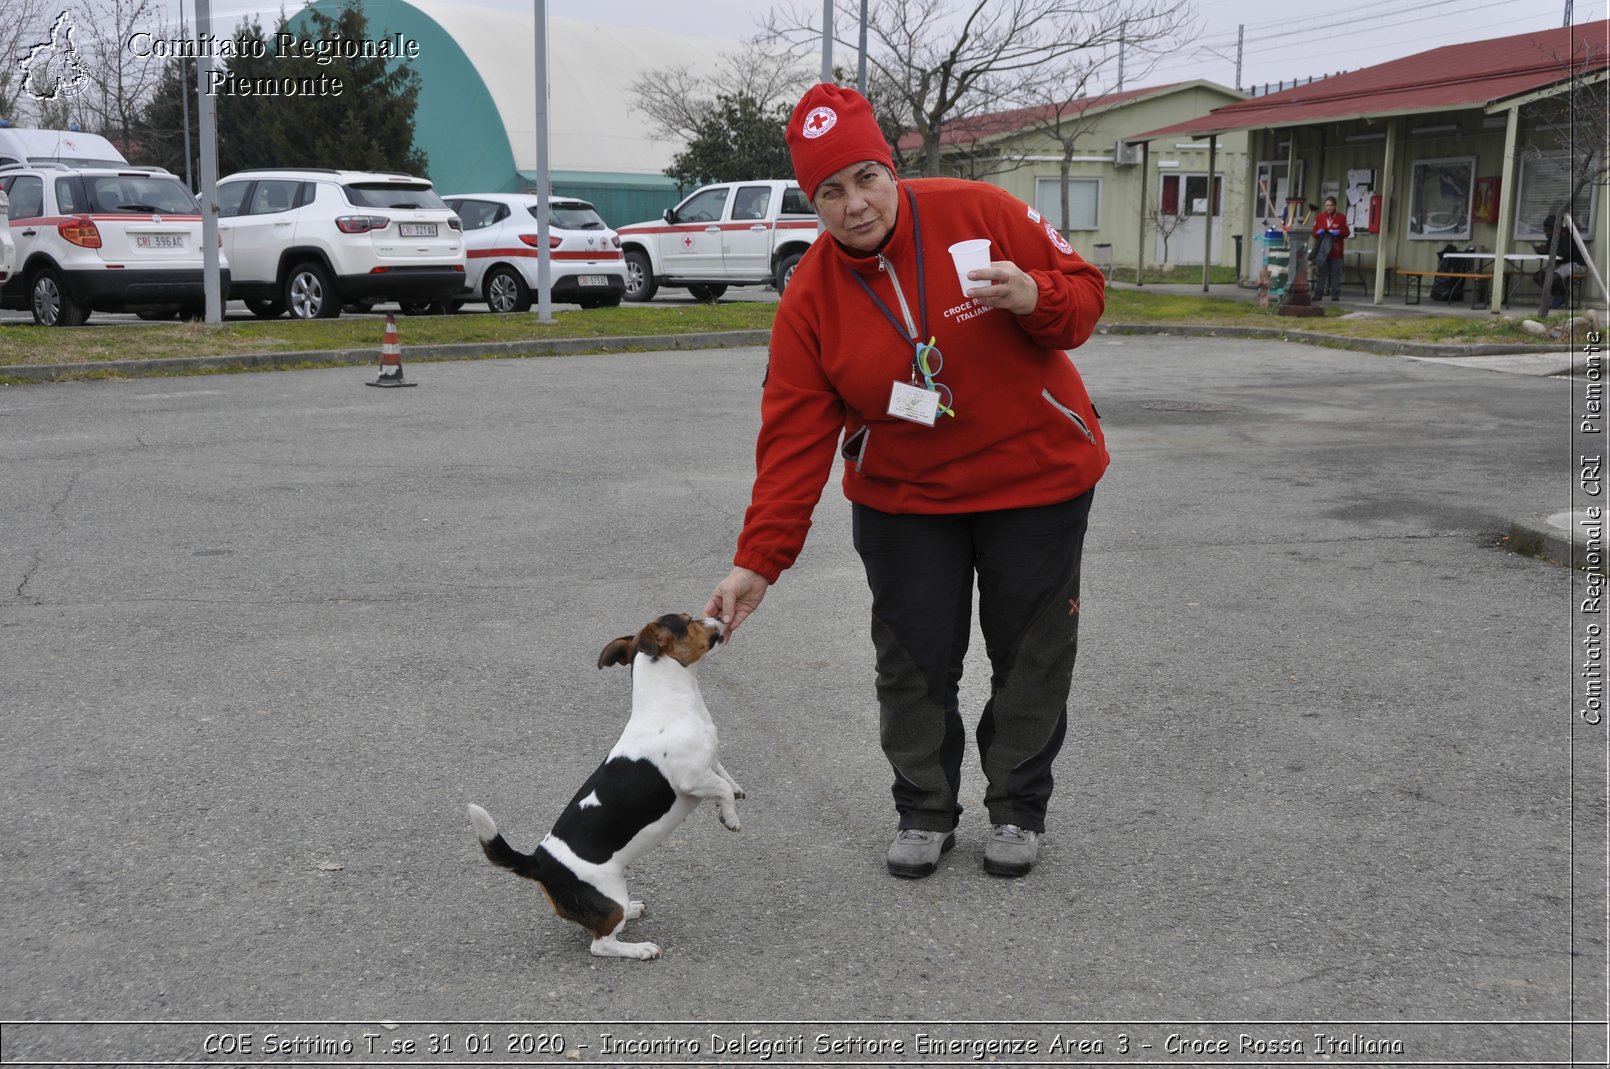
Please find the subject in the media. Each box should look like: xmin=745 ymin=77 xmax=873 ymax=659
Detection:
xmin=467 ymin=613 xmax=742 ymax=959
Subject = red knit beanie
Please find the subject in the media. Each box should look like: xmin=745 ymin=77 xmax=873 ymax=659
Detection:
xmin=786 ymin=83 xmax=895 ymax=201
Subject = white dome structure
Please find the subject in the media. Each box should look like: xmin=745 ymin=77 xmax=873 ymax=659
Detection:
xmin=290 ymin=0 xmax=737 ymax=222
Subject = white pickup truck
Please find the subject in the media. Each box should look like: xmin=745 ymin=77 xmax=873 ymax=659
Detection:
xmin=616 ymin=179 xmax=820 ymax=302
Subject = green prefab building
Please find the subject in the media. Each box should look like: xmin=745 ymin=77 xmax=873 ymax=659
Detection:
xmin=286 ymin=0 xmax=732 ymax=226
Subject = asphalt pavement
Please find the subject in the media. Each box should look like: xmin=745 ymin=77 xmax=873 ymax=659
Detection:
xmin=0 ymin=336 xmax=1602 ymax=1067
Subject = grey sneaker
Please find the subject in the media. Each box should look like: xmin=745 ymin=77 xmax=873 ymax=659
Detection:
xmin=886 ymin=828 xmax=956 ymax=878
xmin=984 ymin=824 xmax=1040 ymax=877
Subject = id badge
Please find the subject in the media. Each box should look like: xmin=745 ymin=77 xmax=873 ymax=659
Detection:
xmin=888 ymin=380 xmax=940 ymax=427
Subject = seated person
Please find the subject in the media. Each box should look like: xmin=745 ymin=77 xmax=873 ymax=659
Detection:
xmin=1533 ymin=214 xmax=1583 ymax=309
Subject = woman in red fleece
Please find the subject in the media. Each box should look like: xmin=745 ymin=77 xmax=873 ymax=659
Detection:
xmin=704 ymin=84 xmax=1109 ymax=880
xmin=1310 ymin=196 xmax=1349 ymax=300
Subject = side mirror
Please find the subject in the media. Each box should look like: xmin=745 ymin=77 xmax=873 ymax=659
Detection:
xmin=662 ymin=207 xmax=677 ymax=224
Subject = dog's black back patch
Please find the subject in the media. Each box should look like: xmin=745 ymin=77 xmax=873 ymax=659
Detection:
xmin=551 ymin=757 xmax=677 ymax=864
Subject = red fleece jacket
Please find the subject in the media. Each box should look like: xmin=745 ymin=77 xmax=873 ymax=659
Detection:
xmin=733 ymin=177 xmax=1109 ymax=584
xmin=1311 ymin=210 xmax=1349 ymax=260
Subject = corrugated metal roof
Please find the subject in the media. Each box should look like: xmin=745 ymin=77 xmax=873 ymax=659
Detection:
xmin=895 ymin=81 xmax=1214 ymax=152
xmin=1133 ymin=19 xmax=1609 ymax=141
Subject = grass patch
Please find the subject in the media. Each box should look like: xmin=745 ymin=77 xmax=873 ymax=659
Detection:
xmin=1110 ymin=264 xmax=1240 ymax=285
xmin=1102 ymin=289 xmax=1586 ymax=347
xmin=0 ymin=302 xmax=776 ymax=367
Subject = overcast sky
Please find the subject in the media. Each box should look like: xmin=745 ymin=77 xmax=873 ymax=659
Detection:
xmin=180 ymin=0 xmax=1597 ymax=96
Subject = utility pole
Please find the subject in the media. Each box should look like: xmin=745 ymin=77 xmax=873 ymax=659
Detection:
xmin=857 ymin=0 xmax=868 ymax=94
xmin=1235 ymin=24 xmax=1244 ymax=92
xmin=194 ymin=0 xmax=221 ymax=323
xmin=534 ymin=0 xmax=554 ymax=323
xmin=1116 ymin=20 xmax=1126 ymax=92
xmin=179 ymin=15 xmax=192 ymax=188
xmin=821 ymin=0 xmax=833 ymax=82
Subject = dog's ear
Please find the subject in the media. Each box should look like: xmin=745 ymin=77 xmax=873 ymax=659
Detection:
xmin=634 ymin=621 xmax=673 ymax=662
xmin=597 ymin=635 xmax=637 ymax=669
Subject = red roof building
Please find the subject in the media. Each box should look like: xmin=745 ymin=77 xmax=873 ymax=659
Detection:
xmin=1128 ymin=19 xmax=1609 ymax=309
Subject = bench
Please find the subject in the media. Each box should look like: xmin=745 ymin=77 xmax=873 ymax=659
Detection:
xmin=1394 ymin=269 xmax=1493 ymax=308
xmin=1345 ymin=250 xmax=1393 ymax=294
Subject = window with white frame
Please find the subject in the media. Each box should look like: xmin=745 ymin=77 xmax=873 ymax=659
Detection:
xmin=1407 ymin=156 xmax=1474 ymax=241
xmin=1034 ymin=176 xmax=1100 ymax=230
xmin=1254 ymin=159 xmax=1305 ymax=224
xmin=1514 ymin=151 xmax=1597 ymax=242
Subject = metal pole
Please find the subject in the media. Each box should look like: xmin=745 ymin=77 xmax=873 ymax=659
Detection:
xmin=1136 ymin=140 xmax=1148 ymax=286
xmin=821 ymin=0 xmax=834 ymax=82
xmin=1116 ymin=20 xmax=1125 ymax=92
xmin=857 ymin=0 xmax=868 ymax=94
xmin=1203 ymin=134 xmax=1217 ymax=291
xmin=194 ymin=0 xmax=221 ymax=323
xmin=1234 ymin=25 xmax=1244 ymax=92
xmin=534 ymin=0 xmax=554 ymax=322
xmin=179 ymin=17 xmax=192 ymax=188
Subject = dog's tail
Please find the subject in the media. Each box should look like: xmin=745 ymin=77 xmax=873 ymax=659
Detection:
xmin=466 ymin=803 xmax=542 ymax=881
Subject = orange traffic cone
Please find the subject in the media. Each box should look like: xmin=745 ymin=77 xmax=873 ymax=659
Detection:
xmin=367 ymin=313 xmax=417 ymax=388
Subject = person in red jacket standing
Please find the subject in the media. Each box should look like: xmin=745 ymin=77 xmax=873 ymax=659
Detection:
xmin=1310 ymin=195 xmax=1349 ymax=300
xmin=704 ymin=84 xmax=1109 ymax=880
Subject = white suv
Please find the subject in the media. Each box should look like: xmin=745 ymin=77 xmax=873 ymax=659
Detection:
xmin=0 ymin=162 xmax=226 ymax=326
xmin=443 ymin=193 xmax=626 ymax=311
xmin=216 ymin=168 xmax=465 ymax=319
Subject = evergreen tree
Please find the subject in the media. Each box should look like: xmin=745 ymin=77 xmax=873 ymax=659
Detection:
xmin=263 ymin=1 xmax=427 ymax=175
xmin=216 ymin=18 xmax=278 ymax=174
xmin=665 ymin=93 xmax=793 ymax=188
xmin=132 ymin=56 xmax=199 ymax=179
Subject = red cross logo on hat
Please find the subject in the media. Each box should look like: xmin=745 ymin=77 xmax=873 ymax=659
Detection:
xmin=802 ymin=106 xmax=837 ymax=139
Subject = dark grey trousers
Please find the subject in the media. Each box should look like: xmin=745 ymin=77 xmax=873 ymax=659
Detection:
xmin=850 ymin=489 xmax=1093 ymax=834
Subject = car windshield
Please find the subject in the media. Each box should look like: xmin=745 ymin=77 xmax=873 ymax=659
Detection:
xmin=528 ymin=204 xmax=605 ymax=230
xmin=344 ymin=182 xmax=447 ymax=210
xmin=84 ymin=175 xmax=199 ymax=214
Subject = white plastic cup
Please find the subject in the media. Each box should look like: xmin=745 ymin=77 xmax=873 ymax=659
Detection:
xmin=948 ymin=239 xmax=991 ymax=296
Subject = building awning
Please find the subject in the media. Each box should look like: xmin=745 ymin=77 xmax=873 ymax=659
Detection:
xmin=1129 ymin=18 xmax=1609 ymax=142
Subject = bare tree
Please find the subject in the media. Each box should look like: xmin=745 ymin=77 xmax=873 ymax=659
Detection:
xmin=0 ymin=0 xmax=58 ymax=122
xmin=1517 ymin=42 xmax=1608 ymax=317
xmin=978 ymin=55 xmax=1121 ymax=233
xmin=629 ymin=41 xmax=812 ymax=144
xmin=763 ymin=0 xmax=1195 ymax=177
xmin=74 ymin=0 xmax=167 ymax=155
xmin=1153 ymin=204 xmax=1190 ymax=268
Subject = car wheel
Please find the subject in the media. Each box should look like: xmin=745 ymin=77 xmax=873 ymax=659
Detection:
xmin=624 ymin=249 xmax=656 ymax=302
xmin=687 ymin=284 xmax=727 ymax=303
xmin=30 ymin=269 xmax=89 ymax=327
xmin=776 ymin=252 xmax=802 ymax=295
xmin=285 ymin=262 xmax=340 ymax=320
xmin=484 ymin=266 xmax=531 ymax=313
xmin=245 ymin=298 xmax=285 ymax=319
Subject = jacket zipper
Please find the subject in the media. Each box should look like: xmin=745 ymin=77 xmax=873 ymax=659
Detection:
xmin=877 ymin=253 xmax=920 ymax=342
xmin=1042 ymin=388 xmax=1096 ymax=444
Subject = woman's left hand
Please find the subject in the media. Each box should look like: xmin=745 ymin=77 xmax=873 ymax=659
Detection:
xmin=966 ymin=262 xmax=1040 ymax=315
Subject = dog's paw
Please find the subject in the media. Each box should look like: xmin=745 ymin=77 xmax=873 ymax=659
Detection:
xmin=591 ymin=935 xmax=662 ymax=960
xmin=720 ymin=809 xmax=741 ymax=832
xmin=732 ymin=784 xmax=746 ymax=800
xmin=625 ymin=900 xmax=646 ymax=920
